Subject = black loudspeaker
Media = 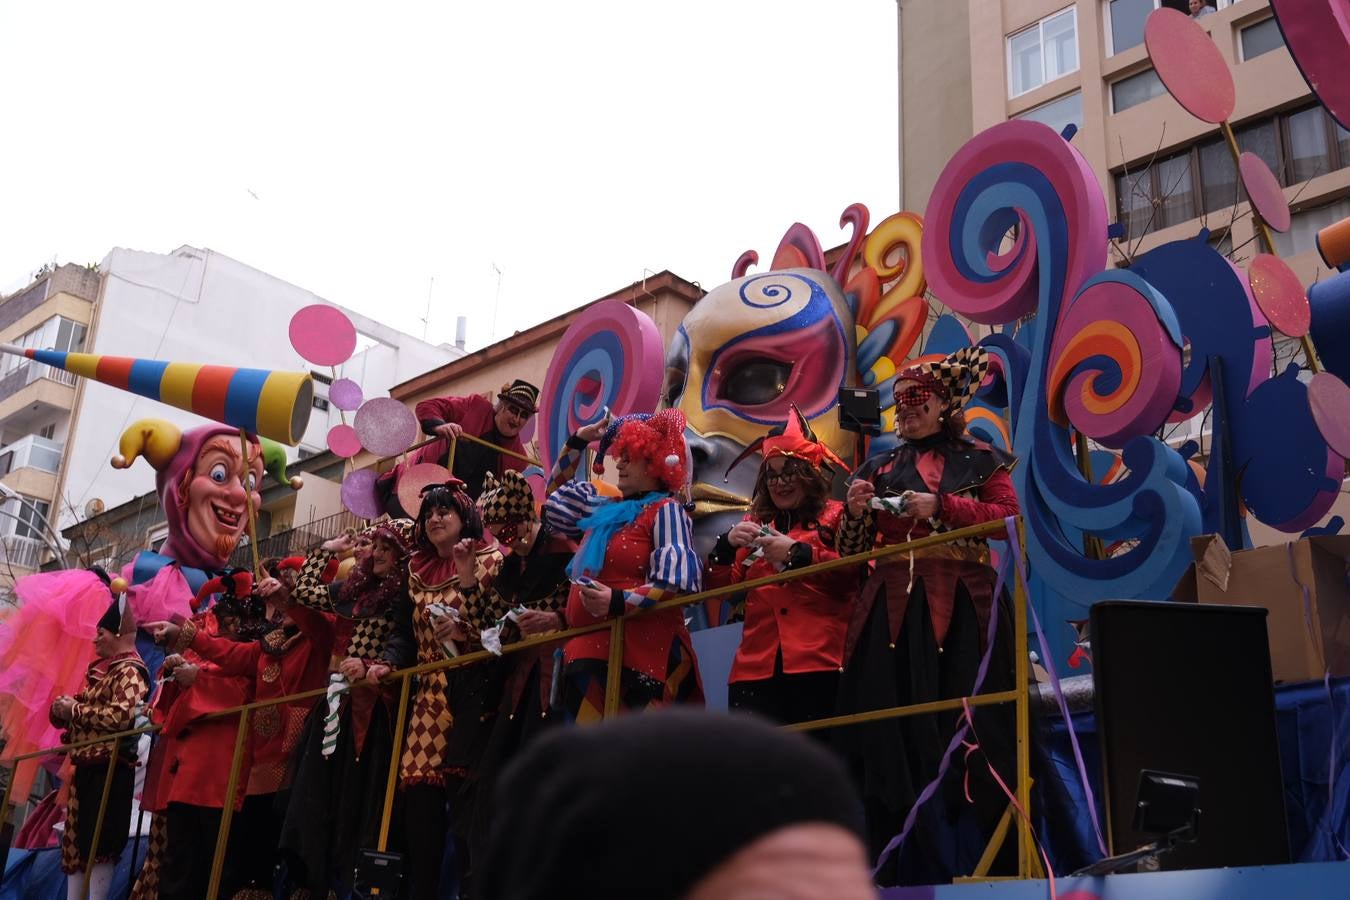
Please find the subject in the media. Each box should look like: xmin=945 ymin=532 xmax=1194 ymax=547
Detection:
xmin=1091 ymin=600 xmax=1290 ymax=870
xmin=352 ymin=848 xmax=403 ymax=898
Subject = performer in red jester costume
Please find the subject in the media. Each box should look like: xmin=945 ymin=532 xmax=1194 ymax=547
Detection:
xmin=704 ymin=405 xmax=858 ymax=726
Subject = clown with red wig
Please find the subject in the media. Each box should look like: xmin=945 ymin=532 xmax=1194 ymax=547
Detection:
xmin=544 ymin=409 xmax=704 ymax=720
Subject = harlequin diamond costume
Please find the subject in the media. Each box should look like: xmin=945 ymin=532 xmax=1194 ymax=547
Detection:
xmin=48 ymin=576 xmax=150 ymax=900
xmin=543 ymin=409 xmax=704 ymax=720
xmin=400 ymin=479 xmax=503 ymax=900
xmin=280 ymin=518 xmax=417 ymax=898
xmin=454 ymin=469 xmax=576 ymax=874
xmin=834 ymin=346 xmax=1019 ymax=885
xmin=704 ymin=404 xmax=860 ymax=726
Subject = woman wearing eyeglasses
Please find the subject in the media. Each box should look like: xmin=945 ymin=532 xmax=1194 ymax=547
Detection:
xmin=705 ymin=405 xmax=857 ymax=726
xmin=835 ymin=346 xmax=1019 ymax=885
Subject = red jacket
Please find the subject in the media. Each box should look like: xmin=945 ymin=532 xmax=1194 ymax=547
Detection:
xmin=407 ymin=394 xmax=528 ymax=476
xmin=142 ymin=660 xmax=252 ymax=811
xmin=706 ymin=501 xmax=859 ymax=682
xmin=187 ymin=605 xmax=336 ymax=795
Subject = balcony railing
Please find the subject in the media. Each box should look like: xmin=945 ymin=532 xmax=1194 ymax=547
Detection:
xmin=0 ymin=534 xmax=44 ymax=571
xmin=0 ymin=362 xmax=76 ymax=405
xmin=228 ymin=509 xmax=367 ymax=569
xmin=0 ymin=434 xmax=64 ymax=477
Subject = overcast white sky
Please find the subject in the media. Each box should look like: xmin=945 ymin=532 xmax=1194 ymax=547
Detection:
xmin=1 ymin=1 xmax=899 ymax=353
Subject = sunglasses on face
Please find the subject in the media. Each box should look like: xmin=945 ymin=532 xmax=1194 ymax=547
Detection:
xmin=764 ymin=466 xmax=805 ymax=486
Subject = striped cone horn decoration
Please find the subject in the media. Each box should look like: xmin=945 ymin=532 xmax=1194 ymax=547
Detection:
xmin=1 ymin=345 xmax=313 ymax=446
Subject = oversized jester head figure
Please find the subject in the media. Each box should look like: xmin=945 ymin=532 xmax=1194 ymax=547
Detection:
xmin=663 ymin=207 xmax=929 ymax=555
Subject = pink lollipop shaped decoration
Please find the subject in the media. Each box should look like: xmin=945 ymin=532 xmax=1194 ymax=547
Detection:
xmin=1144 ymin=8 xmax=1235 ymax=125
xmin=1248 ymin=253 xmax=1310 ymax=338
xmin=396 ymin=463 xmax=454 ymax=519
xmin=327 ymin=424 xmax=363 ymax=458
xmin=340 ymin=469 xmax=383 ymax=519
xmin=353 ymin=397 xmax=419 ymax=458
xmin=289 ymin=304 xmax=358 ymax=367
xmin=1238 ymin=152 xmax=1291 ymax=233
xmin=329 ymin=378 xmax=364 ymax=412
xmin=1308 ymin=372 xmax=1350 ymax=459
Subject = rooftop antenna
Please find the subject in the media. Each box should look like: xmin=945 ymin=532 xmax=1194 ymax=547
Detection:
xmin=490 ymin=263 xmax=503 ymax=344
xmin=421 ymin=276 xmax=434 ymax=342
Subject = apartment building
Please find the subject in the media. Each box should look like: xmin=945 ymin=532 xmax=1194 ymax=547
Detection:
xmin=899 ymin=1 xmax=1347 ymax=279
xmin=0 ymin=248 xmax=462 ymax=598
xmin=896 ymin=0 xmax=1349 ymax=538
xmin=0 ymin=265 xmax=100 ymax=585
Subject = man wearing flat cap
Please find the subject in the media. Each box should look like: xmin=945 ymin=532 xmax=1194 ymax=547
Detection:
xmin=380 ymin=380 xmax=540 ymax=515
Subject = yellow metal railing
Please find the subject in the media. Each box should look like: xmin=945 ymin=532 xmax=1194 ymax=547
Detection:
xmin=0 ymin=516 xmax=1034 ymax=898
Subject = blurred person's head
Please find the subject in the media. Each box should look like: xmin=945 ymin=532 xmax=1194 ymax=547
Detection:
xmin=479 ymin=709 xmax=875 ymax=900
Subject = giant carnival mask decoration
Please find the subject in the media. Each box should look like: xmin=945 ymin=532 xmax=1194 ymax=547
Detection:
xmin=664 ymin=207 xmax=932 ymax=553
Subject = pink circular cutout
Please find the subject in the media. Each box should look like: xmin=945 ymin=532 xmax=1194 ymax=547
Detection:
xmin=289 ymin=304 xmax=357 ymax=367
xmin=340 ymin=469 xmax=383 ymax=519
xmin=329 ymin=378 xmax=364 ymax=411
xmin=1308 ymin=372 xmax=1350 ymax=459
xmin=353 ymin=397 xmax=419 ymax=457
xmin=327 ymin=424 xmax=363 ymax=458
xmin=396 ymin=462 xmax=453 ymax=519
xmin=1238 ymin=152 xmax=1291 ymax=232
xmin=1144 ymin=8 xmax=1235 ymax=124
xmin=1248 ymin=254 xmax=1310 ymax=337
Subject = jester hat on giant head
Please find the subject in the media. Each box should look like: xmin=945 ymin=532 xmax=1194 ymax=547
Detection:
xmin=112 ymin=419 xmax=268 ymax=570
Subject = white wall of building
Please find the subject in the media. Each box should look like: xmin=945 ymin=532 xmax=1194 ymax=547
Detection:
xmin=57 ymin=245 xmax=461 ymax=528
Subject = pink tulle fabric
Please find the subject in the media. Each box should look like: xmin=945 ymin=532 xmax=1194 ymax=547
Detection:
xmin=123 ymin=561 xmax=193 ymax=625
xmin=0 ymin=570 xmax=108 ymax=797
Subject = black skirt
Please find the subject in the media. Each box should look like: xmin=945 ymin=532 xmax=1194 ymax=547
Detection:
xmin=833 ymin=570 xmax=1016 ymax=886
xmin=278 ymin=690 xmax=395 ymax=895
xmin=66 ymin=762 xmax=135 ymax=872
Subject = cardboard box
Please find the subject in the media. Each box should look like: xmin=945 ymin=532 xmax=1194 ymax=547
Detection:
xmin=1171 ymin=534 xmax=1350 ymax=683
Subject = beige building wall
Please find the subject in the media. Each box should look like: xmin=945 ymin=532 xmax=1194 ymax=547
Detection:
xmin=901 ymin=1 xmax=1348 ymax=285
xmin=899 ymin=0 xmax=1350 ymax=544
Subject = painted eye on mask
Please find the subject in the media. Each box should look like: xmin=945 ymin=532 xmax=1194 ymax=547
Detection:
xmin=661 ymin=330 xmax=690 ymax=409
xmin=209 ymin=463 xmax=229 ymax=484
xmin=717 ymin=357 xmax=792 ymax=406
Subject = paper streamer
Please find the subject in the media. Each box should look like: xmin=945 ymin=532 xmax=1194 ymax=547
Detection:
xmin=321 ymin=672 xmax=348 ymax=757
xmin=537 ymin=300 xmax=665 ymax=472
xmin=354 ymin=397 xmax=419 ymax=457
xmin=290 ymin=304 xmax=357 ymax=367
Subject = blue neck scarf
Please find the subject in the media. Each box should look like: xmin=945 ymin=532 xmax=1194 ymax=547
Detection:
xmin=568 ymin=492 xmax=665 ymax=580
